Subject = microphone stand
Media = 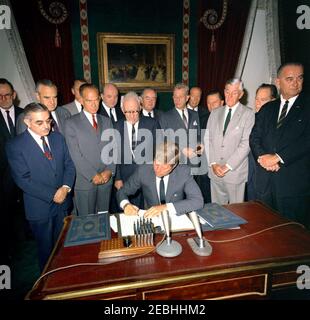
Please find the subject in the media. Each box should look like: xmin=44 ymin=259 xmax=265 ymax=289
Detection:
xmin=187 ymin=211 xmax=212 ymax=256
xmin=156 ymin=210 xmax=182 ymax=258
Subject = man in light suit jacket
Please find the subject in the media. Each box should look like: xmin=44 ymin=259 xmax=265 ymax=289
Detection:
xmin=0 ymin=78 xmax=24 ymax=263
xmin=16 ymin=79 xmax=71 ymax=135
xmin=64 ymin=83 xmax=116 ymax=216
xmin=159 ymin=83 xmax=203 ymax=171
xmin=61 ymin=79 xmax=87 ymax=115
xmin=206 ymin=78 xmax=255 ymax=204
xmin=250 ymin=63 xmax=310 ymax=229
xmin=117 ymin=141 xmax=204 ymax=218
xmin=6 ymin=103 xmax=75 ymax=270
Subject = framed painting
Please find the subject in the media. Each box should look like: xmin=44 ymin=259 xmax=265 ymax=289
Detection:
xmin=97 ymin=33 xmax=175 ymax=91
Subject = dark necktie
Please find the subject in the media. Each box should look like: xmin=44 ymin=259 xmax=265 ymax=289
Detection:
xmin=131 ymin=124 xmax=136 ymax=151
xmin=51 ymin=115 xmax=59 ymax=132
xmin=182 ymin=109 xmax=188 ymax=129
xmin=5 ymin=110 xmax=15 ymax=137
xmin=109 ymin=108 xmax=115 ymax=123
xmin=92 ymin=114 xmax=98 ymax=130
xmin=41 ymin=136 xmax=53 ymax=160
xmin=148 ymin=112 xmax=152 ymax=118
xmin=277 ymin=100 xmax=289 ymax=129
xmin=223 ymin=108 xmax=232 ymax=135
xmin=159 ymin=177 xmax=166 ymax=204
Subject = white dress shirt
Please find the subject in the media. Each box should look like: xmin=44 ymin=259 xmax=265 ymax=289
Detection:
xmin=142 ymin=109 xmax=154 ymax=118
xmin=0 ymin=105 xmax=15 ymax=131
xmin=278 ymin=95 xmax=298 ymax=120
xmin=83 ymin=110 xmax=97 ymax=126
xmin=75 ymin=99 xmax=83 ymax=113
xmin=223 ymin=103 xmax=239 ymax=131
xmin=176 ymin=107 xmax=189 ymax=123
xmin=102 ymin=102 xmax=117 ymax=121
xmin=51 ymin=110 xmax=59 ymax=126
xmin=187 ymin=104 xmax=198 ymax=112
xmin=125 ymin=120 xmax=139 ymax=154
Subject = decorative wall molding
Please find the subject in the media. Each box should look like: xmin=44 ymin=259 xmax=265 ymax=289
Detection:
xmin=79 ymin=0 xmax=91 ymax=82
xmin=182 ymin=0 xmax=190 ymax=85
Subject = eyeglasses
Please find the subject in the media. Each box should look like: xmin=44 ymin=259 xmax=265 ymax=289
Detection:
xmin=0 ymin=93 xmax=13 ymax=100
xmin=124 ymin=110 xmax=139 ymax=114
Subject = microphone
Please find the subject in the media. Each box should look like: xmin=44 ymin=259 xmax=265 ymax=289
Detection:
xmin=156 ymin=210 xmax=182 ymax=258
xmin=187 ymin=211 xmax=212 ymax=256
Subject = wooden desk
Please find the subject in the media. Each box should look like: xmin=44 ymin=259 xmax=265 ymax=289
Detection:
xmin=26 ymin=202 xmax=310 ymax=300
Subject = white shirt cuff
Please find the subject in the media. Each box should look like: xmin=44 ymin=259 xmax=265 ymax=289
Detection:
xmin=62 ymin=185 xmax=71 ymax=193
xmin=120 ymin=199 xmax=130 ymax=210
xmin=225 ymin=163 xmax=233 ymax=171
xmin=275 ymin=153 xmax=284 ymax=164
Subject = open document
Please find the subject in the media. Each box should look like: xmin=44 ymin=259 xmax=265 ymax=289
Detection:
xmin=110 ymin=210 xmax=194 ymax=237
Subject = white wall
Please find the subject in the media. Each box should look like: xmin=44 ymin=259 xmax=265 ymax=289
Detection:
xmin=241 ymin=9 xmax=271 ymax=109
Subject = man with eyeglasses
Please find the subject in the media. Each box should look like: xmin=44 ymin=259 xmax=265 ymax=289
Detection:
xmin=6 ymin=103 xmax=75 ymax=270
xmin=0 ymin=78 xmax=24 ymax=263
xmin=114 ymin=91 xmax=161 ymax=209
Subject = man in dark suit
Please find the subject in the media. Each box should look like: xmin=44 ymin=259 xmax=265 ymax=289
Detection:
xmin=246 ymin=83 xmax=278 ymax=201
xmin=114 ymin=91 xmax=161 ymax=209
xmin=250 ymin=62 xmax=310 ymax=229
xmin=64 ymin=83 xmax=116 ymax=216
xmin=6 ymin=103 xmax=75 ymax=270
xmin=117 ymin=141 xmax=204 ymax=218
xmin=61 ymin=79 xmax=87 ymax=115
xmin=98 ymin=83 xmax=124 ymax=124
xmin=16 ymin=79 xmax=71 ymax=135
xmin=140 ymin=87 xmax=163 ymax=120
xmin=159 ymin=83 xmax=202 ymax=172
xmin=0 ymin=78 xmax=24 ymax=263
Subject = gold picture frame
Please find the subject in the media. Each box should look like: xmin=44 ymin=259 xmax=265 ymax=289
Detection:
xmin=97 ymin=33 xmax=175 ymax=92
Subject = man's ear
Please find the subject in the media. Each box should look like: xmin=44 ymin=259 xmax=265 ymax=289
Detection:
xmin=24 ymin=117 xmax=30 ymax=128
xmin=12 ymin=91 xmax=17 ymax=101
xmin=35 ymin=92 xmax=40 ymax=102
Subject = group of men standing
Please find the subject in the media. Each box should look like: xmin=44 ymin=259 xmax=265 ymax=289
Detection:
xmin=1 ymin=61 xmax=309 ymax=270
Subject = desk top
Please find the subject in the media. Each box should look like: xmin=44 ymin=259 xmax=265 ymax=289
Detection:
xmin=27 ymin=201 xmax=310 ymax=300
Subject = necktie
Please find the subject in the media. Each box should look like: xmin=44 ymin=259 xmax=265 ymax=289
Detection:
xmin=223 ymin=108 xmax=232 ymax=135
xmin=277 ymin=100 xmax=289 ymax=129
xmin=109 ymin=108 xmax=115 ymax=123
xmin=159 ymin=177 xmax=166 ymax=204
xmin=5 ymin=110 xmax=15 ymax=137
xmin=131 ymin=124 xmax=136 ymax=151
xmin=41 ymin=136 xmax=53 ymax=160
xmin=92 ymin=114 xmax=98 ymax=130
xmin=51 ymin=116 xmax=59 ymax=132
xmin=148 ymin=112 xmax=152 ymax=118
xmin=182 ymin=109 xmax=188 ymax=129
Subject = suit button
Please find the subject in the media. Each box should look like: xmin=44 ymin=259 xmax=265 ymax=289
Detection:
xmin=220 ymin=157 xmax=224 ymax=160
xmin=221 ymin=145 xmax=224 ymax=148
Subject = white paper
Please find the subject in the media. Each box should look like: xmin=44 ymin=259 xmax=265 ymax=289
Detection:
xmin=110 ymin=210 xmax=194 ymax=236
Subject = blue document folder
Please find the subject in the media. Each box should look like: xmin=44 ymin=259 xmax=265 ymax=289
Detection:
xmin=196 ymin=203 xmax=247 ymax=231
xmin=64 ymin=212 xmax=111 ymax=247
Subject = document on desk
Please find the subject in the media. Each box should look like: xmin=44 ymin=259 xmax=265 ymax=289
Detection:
xmin=110 ymin=210 xmax=194 ymax=237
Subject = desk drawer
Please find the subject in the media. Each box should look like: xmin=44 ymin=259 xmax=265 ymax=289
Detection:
xmin=142 ymin=274 xmax=268 ymax=300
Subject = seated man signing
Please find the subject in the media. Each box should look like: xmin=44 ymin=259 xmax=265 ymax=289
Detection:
xmin=117 ymin=141 xmax=204 ymax=218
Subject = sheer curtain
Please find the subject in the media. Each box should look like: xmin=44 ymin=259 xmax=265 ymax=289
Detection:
xmin=0 ymin=0 xmax=36 ymax=107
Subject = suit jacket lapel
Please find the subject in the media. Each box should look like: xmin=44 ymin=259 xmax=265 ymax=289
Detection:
xmin=280 ymin=95 xmax=303 ymax=128
xmin=226 ymin=103 xmax=242 ymax=134
xmin=0 ymin=111 xmax=10 ymax=139
xmin=173 ymin=108 xmax=187 ymax=130
xmin=165 ymin=169 xmax=176 ymax=202
xmin=217 ymin=107 xmax=226 ymax=134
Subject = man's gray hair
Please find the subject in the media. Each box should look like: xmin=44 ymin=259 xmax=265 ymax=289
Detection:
xmin=23 ymin=103 xmax=50 ymax=119
xmin=35 ymin=79 xmax=57 ymax=93
xmin=225 ymin=78 xmax=244 ymax=91
xmin=155 ymin=141 xmax=180 ymax=165
xmin=121 ymin=91 xmax=141 ymax=111
xmin=174 ymin=83 xmax=189 ymax=95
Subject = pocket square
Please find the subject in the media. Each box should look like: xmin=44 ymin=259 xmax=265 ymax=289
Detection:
xmin=193 ymin=121 xmax=198 ymax=126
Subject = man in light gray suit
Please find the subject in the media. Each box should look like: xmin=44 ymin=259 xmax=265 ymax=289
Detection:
xmin=61 ymin=79 xmax=87 ymax=115
xmin=117 ymin=141 xmax=204 ymax=218
xmin=64 ymin=83 xmax=116 ymax=216
xmin=206 ymin=78 xmax=255 ymax=204
xmin=16 ymin=79 xmax=71 ymax=135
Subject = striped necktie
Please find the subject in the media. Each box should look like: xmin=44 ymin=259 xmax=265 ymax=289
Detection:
xmin=277 ymin=100 xmax=289 ymax=129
